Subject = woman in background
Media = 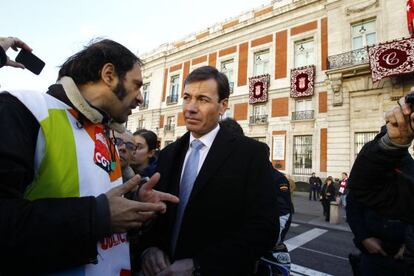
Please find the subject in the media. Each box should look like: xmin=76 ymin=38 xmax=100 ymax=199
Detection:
xmin=131 ymin=129 xmax=158 ymax=178
xmin=129 ymin=129 xmax=158 ymax=275
xmin=320 ymin=176 xmax=336 ymax=222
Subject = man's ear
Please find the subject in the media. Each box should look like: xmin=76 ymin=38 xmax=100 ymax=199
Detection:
xmin=101 ymin=63 xmax=117 ymax=86
xmin=219 ymin=98 xmax=228 ymax=115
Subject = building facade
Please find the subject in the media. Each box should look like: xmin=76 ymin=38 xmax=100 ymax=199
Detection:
xmin=127 ymin=0 xmax=411 ymax=181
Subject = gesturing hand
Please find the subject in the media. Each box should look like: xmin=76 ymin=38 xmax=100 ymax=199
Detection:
xmin=105 ymin=175 xmax=166 ymax=233
xmin=138 ymin=173 xmax=179 ymax=213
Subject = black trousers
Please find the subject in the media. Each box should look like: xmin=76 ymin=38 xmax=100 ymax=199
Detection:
xmin=309 ymin=186 xmax=318 ymax=200
xmin=321 ymin=200 xmax=331 ymax=221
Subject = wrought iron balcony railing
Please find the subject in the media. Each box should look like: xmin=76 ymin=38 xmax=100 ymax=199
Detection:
xmin=229 ymin=82 xmax=234 ymax=94
xmin=164 ymin=124 xmax=175 ymax=132
xmin=292 ymin=110 xmax=314 ymax=121
xmin=139 ymin=100 xmax=149 ymax=110
xmin=166 ymin=94 xmax=179 ymax=104
xmin=249 ymin=115 xmax=268 ymax=125
xmin=327 ymin=47 xmax=368 ymax=70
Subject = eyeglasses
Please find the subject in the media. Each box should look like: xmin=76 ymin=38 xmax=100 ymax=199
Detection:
xmin=113 ymin=137 xmax=137 ymax=151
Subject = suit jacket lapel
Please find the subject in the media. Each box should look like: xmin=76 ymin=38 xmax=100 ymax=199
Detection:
xmin=165 ymin=133 xmax=190 ymax=229
xmin=188 ymin=127 xmax=236 ymax=202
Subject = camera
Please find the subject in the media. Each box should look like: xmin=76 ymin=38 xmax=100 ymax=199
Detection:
xmin=405 ymin=91 xmax=414 ymax=107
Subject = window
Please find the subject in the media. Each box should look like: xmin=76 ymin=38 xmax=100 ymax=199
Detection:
xmin=295 ymin=99 xmax=312 ymax=111
xmin=252 ymin=104 xmax=267 ymax=116
xmin=221 ymin=59 xmax=234 ymax=93
xmin=254 ymin=50 xmax=270 ymax=75
xmin=166 ymin=116 xmax=175 ymax=126
xmin=250 ymin=104 xmax=268 ymax=124
xmin=165 ymin=116 xmax=175 ymax=132
xmin=140 ymin=83 xmax=150 ymax=109
xmin=295 ymin=39 xmax=315 ymax=67
xmin=293 ymin=135 xmax=312 ymax=175
xmin=292 ymin=99 xmax=313 ymax=120
xmin=137 ymin=119 xmax=144 ymax=130
xmin=352 ymin=20 xmax=376 ymax=50
xmin=354 ymin=132 xmax=377 ymax=158
xmin=168 ymin=75 xmax=180 ymax=103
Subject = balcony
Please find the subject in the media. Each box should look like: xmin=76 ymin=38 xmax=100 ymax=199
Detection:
xmin=327 ymin=47 xmax=368 ymax=70
xmin=229 ymin=82 xmax=234 ymax=94
xmin=164 ymin=124 xmax=175 ymax=132
xmin=166 ymin=94 xmax=179 ymax=104
xmin=292 ymin=110 xmax=314 ymax=121
xmin=249 ymin=115 xmax=268 ymax=125
xmin=139 ymin=100 xmax=149 ymax=110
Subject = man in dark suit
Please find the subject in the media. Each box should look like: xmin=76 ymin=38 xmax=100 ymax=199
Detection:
xmin=140 ymin=66 xmax=279 ymax=275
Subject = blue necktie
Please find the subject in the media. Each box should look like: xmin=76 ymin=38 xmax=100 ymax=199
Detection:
xmin=171 ymin=139 xmax=204 ymax=253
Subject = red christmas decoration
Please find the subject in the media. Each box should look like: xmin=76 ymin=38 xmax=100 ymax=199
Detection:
xmin=290 ymin=65 xmax=315 ymax=98
xmin=407 ymin=0 xmax=414 ymax=37
xmin=249 ymin=74 xmax=270 ymax=104
xmin=368 ymin=37 xmax=414 ymax=82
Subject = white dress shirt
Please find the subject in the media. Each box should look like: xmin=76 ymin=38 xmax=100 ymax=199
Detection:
xmin=180 ymin=124 xmax=220 ymax=179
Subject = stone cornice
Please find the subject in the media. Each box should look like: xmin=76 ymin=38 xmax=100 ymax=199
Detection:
xmin=141 ymin=0 xmax=323 ymax=63
xmin=346 ymin=0 xmax=379 ymax=16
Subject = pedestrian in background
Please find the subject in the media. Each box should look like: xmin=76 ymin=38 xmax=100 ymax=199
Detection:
xmin=286 ymin=174 xmax=296 ymax=202
xmin=320 ymin=176 xmax=336 ymax=222
xmin=309 ymin=172 xmax=322 ymax=201
xmin=338 ymin=172 xmax=349 ymax=208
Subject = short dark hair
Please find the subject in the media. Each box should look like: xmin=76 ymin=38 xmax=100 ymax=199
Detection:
xmin=58 ymin=39 xmax=142 ymax=85
xmin=184 ymin=66 xmax=229 ymax=101
xmin=133 ymin=129 xmax=158 ymax=151
xmin=219 ymin=118 xmax=244 ymax=136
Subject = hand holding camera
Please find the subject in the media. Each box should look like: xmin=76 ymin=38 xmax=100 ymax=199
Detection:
xmin=385 ymin=90 xmax=414 ymax=146
xmin=0 ymin=36 xmax=45 ymax=74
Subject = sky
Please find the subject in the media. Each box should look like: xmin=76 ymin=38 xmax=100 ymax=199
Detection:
xmin=0 ymin=0 xmax=269 ymax=91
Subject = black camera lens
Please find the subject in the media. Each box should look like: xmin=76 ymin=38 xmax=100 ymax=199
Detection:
xmin=405 ymin=91 xmax=414 ymax=104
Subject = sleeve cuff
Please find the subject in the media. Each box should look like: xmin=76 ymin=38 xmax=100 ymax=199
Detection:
xmin=95 ymin=193 xmax=112 ymax=239
xmin=379 ymin=134 xmax=412 ymax=150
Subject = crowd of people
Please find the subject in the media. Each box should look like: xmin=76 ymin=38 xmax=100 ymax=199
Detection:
xmin=307 ymin=172 xmax=348 ymax=223
xmin=1 ymin=35 xmax=414 ymax=276
xmin=0 ymin=37 xmax=293 ymax=276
